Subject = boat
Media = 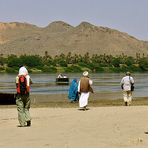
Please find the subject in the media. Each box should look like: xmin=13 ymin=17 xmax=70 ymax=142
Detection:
xmin=0 ymin=93 xmax=16 ymax=105
xmin=56 ymin=77 xmax=69 ymax=85
xmin=56 ymin=74 xmax=69 ymax=85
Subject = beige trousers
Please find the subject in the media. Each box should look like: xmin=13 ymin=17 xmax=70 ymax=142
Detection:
xmin=16 ymin=94 xmax=31 ymax=126
xmin=123 ymin=91 xmax=132 ymax=104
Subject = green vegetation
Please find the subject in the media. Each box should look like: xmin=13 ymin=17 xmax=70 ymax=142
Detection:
xmin=0 ymin=52 xmax=148 ymax=73
xmin=2 ymin=97 xmax=148 ymax=108
xmin=31 ymin=97 xmax=148 ymax=108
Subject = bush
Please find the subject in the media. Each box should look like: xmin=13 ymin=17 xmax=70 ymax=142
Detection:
xmin=5 ymin=67 xmax=17 ymax=73
xmin=7 ymin=57 xmax=22 ymax=67
xmin=129 ymin=65 xmax=142 ymax=72
xmin=20 ymin=55 xmax=43 ymax=68
xmin=139 ymin=58 xmax=148 ymax=71
xmin=93 ymin=67 xmax=104 ymax=73
xmin=65 ymin=65 xmax=82 ymax=73
xmin=42 ymin=65 xmax=57 ymax=73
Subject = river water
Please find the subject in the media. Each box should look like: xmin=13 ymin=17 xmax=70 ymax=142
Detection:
xmin=0 ymin=73 xmax=147 ymax=98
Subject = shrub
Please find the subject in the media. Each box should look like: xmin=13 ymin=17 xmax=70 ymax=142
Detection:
xmin=42 ymin=65 xmax=57 ymax=73
xmin=65 ymin=65 xmax=82 ymax=72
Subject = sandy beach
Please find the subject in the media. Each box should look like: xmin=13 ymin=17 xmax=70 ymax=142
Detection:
xmin=1 ymin=92 xmax=148 ymax=148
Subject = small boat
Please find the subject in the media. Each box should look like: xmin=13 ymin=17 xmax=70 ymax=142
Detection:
xmin=0 ymin=93 xmax=16 ymax=105
xmin=56 ymin=77 xmax=69 ymax=85
xmin=56 ymin=74 xmax=69 ymax=85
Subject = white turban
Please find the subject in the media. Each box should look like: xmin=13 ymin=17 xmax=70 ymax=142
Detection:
xmin=83 ymin=71 xmax=89 ymax=77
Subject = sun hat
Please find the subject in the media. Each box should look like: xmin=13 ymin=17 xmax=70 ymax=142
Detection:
xmin=83 ymin=71 xmax=89 ymax=76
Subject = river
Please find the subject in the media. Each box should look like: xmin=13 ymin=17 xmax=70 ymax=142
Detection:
xmin=0 ymin=73 xmax=147 ymax=98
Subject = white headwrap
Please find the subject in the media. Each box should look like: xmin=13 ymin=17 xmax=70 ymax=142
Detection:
xmin=19 ymin=66 xmax=28 ymax=75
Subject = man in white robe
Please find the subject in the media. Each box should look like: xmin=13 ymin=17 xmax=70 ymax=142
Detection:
xmin=78 ymin=71 xmax=93 ymax=110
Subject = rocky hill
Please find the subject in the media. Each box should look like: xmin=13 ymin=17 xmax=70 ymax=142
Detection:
xmin=0 ymin=21 xmax=148 ymax=57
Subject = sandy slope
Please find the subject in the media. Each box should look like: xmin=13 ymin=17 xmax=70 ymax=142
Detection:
xmin=0 ymin=106 xmax=148 ymax=148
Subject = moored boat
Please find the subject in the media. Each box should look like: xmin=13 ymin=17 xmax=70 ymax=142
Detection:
xmin=56 ymin=77 xmax=69 ymax=85
xmin=56 ymin=74 xmax=69 ymax=85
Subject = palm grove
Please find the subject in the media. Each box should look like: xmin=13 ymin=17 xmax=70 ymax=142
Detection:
xmin=0 ymin=52 xmax=147 ymax=73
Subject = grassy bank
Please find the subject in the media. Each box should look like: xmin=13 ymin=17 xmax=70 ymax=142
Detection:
xmin=1 ymin=94 xmax=148 ymax=108
xmin=30 ymin=97 xmax=148 ymax=108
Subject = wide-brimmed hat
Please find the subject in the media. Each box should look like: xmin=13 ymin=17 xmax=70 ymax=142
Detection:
xmin=83 ymin=71 xmax=89 ymax=76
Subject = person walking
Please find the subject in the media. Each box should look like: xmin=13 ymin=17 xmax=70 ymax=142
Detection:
xmin=78 ymin=71 xmax=93 ymax=110
xmin=16 ymin=66 xmax=32 ymax=127
xmin=68 ymin=78 xmax=79 ymax=102
xmin=120 ymin=72 xmax=134 ymax=106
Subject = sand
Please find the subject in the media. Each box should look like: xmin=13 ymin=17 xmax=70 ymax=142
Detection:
xmin=1 ymin=104 xmax=148 ymax=148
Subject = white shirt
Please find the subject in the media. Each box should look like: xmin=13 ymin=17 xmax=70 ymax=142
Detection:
xmin=121 ymin=76 xmax=134 ymax=91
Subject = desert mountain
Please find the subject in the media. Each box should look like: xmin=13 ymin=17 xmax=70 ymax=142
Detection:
xmin=0 ymin=21 xmax=148 ymax=57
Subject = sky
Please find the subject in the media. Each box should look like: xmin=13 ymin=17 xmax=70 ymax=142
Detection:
xmin=0 ymin=0 xmax=148 ymax=41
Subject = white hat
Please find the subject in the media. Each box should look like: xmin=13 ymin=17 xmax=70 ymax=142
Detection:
xmin=83 ymin=71 xmax=89 ymax=76
xmin=19 ymin=66 xmax=28 ymax=75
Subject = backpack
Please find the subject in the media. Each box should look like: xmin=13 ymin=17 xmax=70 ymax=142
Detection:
xmin=17 ymin=75 xmax=28 ymax=95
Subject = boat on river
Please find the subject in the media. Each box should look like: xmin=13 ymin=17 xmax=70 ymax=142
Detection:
xmin=56 ymin=77 xmax=69 ymax=85
xmin=56 ymin=74 xmax=69 ymax=85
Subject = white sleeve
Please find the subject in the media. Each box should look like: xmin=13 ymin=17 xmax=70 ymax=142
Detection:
xmin=89 ymin=79 xmax=93 ymax=85
xmin=131 ymin=77 xmax=134 ymax=84
xmin=26 ymin=75 xmax=30 ymax=86
xmin=78 ymin=81 xmax=80 ymax=92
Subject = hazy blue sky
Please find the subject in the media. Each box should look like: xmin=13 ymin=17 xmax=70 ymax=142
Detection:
xmin=0 ymin=0 xmax=147 ymax=40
